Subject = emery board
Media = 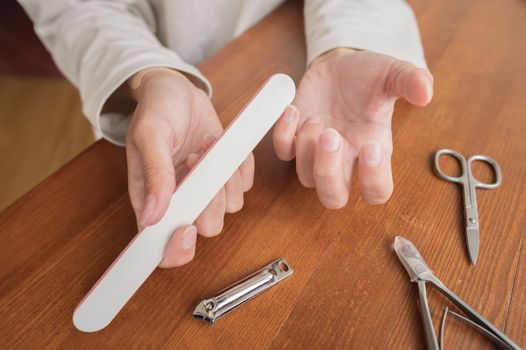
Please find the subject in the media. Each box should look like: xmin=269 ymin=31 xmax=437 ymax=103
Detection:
xmin=73 ymin=74 xmax=296 ymax=332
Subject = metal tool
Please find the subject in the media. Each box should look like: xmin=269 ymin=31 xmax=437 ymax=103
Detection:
xmin=433 ymin=149 xmax=502 ymax=265
xmin=193 ymin=258 xmax=293 ymax=325
xmin=394 ymin=236 xmax=520 ymax=350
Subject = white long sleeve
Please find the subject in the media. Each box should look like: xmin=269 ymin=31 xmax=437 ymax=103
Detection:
xmin=18 ymin=0 xmax=212 ymax=145
xmin=19 ymin=0 xmax=427 ymax=145
xmin=304 ymin=0 xmax=427 ymax=68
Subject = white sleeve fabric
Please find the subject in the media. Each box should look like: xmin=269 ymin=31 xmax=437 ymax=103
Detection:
xmin=18 ymin=0 xmax=212 ymax=146
xmin=304 ymin=0 xmax=428 ymax=69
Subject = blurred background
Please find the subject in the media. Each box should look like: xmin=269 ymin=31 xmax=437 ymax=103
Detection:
xmin=0 ymin=1 xmax=95 ymax=210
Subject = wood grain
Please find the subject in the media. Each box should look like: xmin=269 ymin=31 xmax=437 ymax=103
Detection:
xmin=1 ymin=0 xmax=525 ymax=349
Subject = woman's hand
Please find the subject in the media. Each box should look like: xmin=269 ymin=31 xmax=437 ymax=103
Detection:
xmin=126 ymin=68 xmax=254 ymax=267
xmin=273 ymin=48 xmax=433 ymax=208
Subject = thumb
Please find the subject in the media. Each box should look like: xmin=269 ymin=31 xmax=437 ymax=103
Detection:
xmin=388 ymin=60 xmax=434 ymax=106
xmin=136 ymin=136 xmax=176 ymax=227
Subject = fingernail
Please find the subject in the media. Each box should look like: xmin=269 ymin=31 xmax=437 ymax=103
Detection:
xmin=363 ymin=141 xmax=383 ymax=167
xmin=141 ymin=194 xmax=156 ymax=226
xmin=283 ymin=105 xmax=298 ymax=124
xmin=181 ymin=226 xmax=197 ymax=250
xmin=306 ymin=116 xmax=322 ymax=124
xmin=425 ymin=81 xmax=433 ymax=101
xmin=320 ymin=128 xmax=340 ymax=152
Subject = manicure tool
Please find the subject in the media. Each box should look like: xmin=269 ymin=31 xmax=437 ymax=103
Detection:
xmin=433 ymin=149 xmax=502 ymax=265
xmin=193 ymin=257 xmax=293 ymax=325
xmin=73 ymin=74 xmax=296 ymax=332
xmin=394 ymin=236 xmax=520 ymax=350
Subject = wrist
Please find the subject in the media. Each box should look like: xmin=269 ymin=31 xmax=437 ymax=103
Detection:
xmin=129 ymin=67 xmax=190 ymax=101
xmin=310 ymin=47 xmax=357 ymax=67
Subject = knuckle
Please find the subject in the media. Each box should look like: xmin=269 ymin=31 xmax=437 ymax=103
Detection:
xmin=276 ymin=149 xmax=294 ymax=162
xmin=273 ymin=134 xmax=292 ymax=156
xmin=364 ymin=187 xmax=393 ymax=205
xmin=273 ymin=128 xmax=290 ymax=144
xmin=143 ymin=165 xmax=174 ymax=185
xmin=314 ymin=167 xmax=339 ymax=180
xmin=143 ymin=165 xmax=163 ymax=179
xmin=127 ymin=126 xmax=142 ymax=144
xmin=226 ymin=198 xmax=244 ymax=213
xmin=129 ymin=118 xmax=153 ymax=141
xmin=242 ymin=176 xmax=254 ymax=192
xmin=298 ymin=119 xmax=323 ymax=135
xmin=298 ymin=174 xmax=315 ymax=188
xmin=129 ymin=172 xmax=143 ymax=184
xmin=197 ymin=220 xmax=224 ymax=237
xmin=129 ymin=114 xmax=170 ymax=144
xmin=322 ymin=197 xmax=348 ymax=210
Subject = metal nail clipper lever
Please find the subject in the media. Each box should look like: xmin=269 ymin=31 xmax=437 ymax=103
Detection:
xmin=394 ymin=236 xmax=521 ymax=350
xmin=193 ymin=258 xmax=293 ymax=325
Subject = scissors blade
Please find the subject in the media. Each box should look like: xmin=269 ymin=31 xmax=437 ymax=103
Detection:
xmin=394 ymin=236 xmax=433 ymax=281
xmin=466 ymin=227 xmax=480 ymax=265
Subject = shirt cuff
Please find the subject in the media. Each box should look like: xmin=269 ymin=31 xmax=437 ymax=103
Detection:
xmin=83 ymin=55 xmax=211 ymax=146
xmin=304 ymin=0 xmax=428 ymax=69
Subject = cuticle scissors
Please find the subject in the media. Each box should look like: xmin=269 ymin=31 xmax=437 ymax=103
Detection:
xmin=433 ymin=149 xmax=502 ymax=265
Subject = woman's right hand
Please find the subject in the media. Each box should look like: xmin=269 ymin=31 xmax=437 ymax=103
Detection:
xmin=126 ymin=68 xmax=255 ymax=268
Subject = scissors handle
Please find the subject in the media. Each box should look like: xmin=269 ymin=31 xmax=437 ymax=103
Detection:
xmin=434 ymin=149 xmax=502 ymax=189
xmin=467 ymin=155 xmax=502 ymax=189
xmin=433 ymin=149 xmax=467 ymax=183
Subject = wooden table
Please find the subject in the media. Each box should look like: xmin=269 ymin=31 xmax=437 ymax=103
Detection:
xmin=1 ymin=0 xmax=525 ymax=348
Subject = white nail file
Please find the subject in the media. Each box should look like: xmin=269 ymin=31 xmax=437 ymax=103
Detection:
xmin=73 ymin=74 xmax=296 ymax=332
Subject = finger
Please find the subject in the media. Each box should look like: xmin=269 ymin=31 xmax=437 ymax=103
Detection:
xmin=126 ymin=144 xmax=147 ymax=230
xmin=193 ymin=137 xmax=253 ymax=193
xmin=158 ymin=225 xmax=197 ymax=268
xmin=239 ymin=153 xmax=255 ymax=192
xmin=189 ymin=146 xmax=243 ymax=213
xmin=272 ymin=105 xmax=300 ymax=161
xmin=313 ymin=128 xmax=349 ymax=209
xmin=387 ymin=60 xmax=434 ymax=106
xmin=358 ymin=141 xmax=393 ymax=204
xmin=186 ymin=152 xmax=201 ymax=169
xmin=200 ymin=135 xmax=254 ymax=193
xmin=195 ymin=187 xmax=226 ymax=237
xmin=202 ymin=134 xmax=217 ymax=152
xmin=131 ymin=134 xmax=176 ymax=227
xmin=224 ymin=170 xmax=244 ymax=213
xmin=295 ymin=116 xmax=324 ymax=188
